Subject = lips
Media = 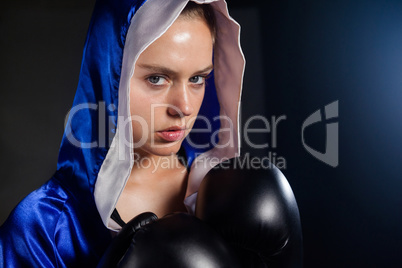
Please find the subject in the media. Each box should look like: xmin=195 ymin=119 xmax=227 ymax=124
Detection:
xmin=157 ymin=126 xmax=186 ymax=142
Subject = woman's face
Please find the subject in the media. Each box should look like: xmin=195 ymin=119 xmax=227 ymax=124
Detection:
xmin=130 ymin=16 xmax=213 ymax=157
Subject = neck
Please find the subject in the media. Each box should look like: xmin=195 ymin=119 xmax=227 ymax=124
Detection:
xmin=129 ymin=150 xmax=186 ymax=183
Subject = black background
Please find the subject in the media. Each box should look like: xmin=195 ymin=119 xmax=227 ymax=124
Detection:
xmin=1 ymin=0 xmax=402 ymax=267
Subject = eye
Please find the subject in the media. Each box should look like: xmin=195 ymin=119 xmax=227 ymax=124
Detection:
xmin=189 ymin=76 xmax=205 ymax=85
xmin=147 ymin=76 xmax=167 ymax=86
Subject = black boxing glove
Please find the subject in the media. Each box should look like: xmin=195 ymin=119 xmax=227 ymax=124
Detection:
xmin=195 ymin=156 xmax=303 ymax=267
xmin=100 ymin=212 xmax=240 ymax=267
xmin=97 ymin=212 xmax=158 ymax=267
xmin=118 ymin=212 xmax=240 ymax=267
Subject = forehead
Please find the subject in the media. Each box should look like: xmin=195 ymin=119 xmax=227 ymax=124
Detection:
xmin=135 ymin=17 xmax=213 ymax=70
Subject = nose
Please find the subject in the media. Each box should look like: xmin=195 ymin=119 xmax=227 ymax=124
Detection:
xmin=167 ymin=82 xmax=194 ymax=117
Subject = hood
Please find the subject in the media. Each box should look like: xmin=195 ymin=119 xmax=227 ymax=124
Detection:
xmin=57 ymin=0 xmax=245 ymax=230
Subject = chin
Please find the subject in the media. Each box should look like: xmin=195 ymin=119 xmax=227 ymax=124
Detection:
xmin=139 ymin=142 xmax=183 ymax=157
xmin=156 ymin=144 xmax=182 ymax=156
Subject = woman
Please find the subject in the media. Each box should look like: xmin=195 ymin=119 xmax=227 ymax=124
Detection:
xmin=0 ymin=0 xmax=244 ymax=266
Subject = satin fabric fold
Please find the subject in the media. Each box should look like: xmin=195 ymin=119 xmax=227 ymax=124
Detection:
xmin=0 ymin=178 xmax=111 ymax=267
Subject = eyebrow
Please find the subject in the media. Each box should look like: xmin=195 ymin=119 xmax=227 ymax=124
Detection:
xmin=137 ymin=63 xmax=214 ymax=76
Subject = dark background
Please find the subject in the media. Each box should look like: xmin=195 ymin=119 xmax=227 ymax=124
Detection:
xmin=1 ymin=0 xmax=402 ymax=267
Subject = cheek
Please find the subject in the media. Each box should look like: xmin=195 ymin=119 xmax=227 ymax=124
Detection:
xmin=130 ymin=89 xmax=168 ymax=136
xmin=130 ymin=91 xmax=152 ymax=139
